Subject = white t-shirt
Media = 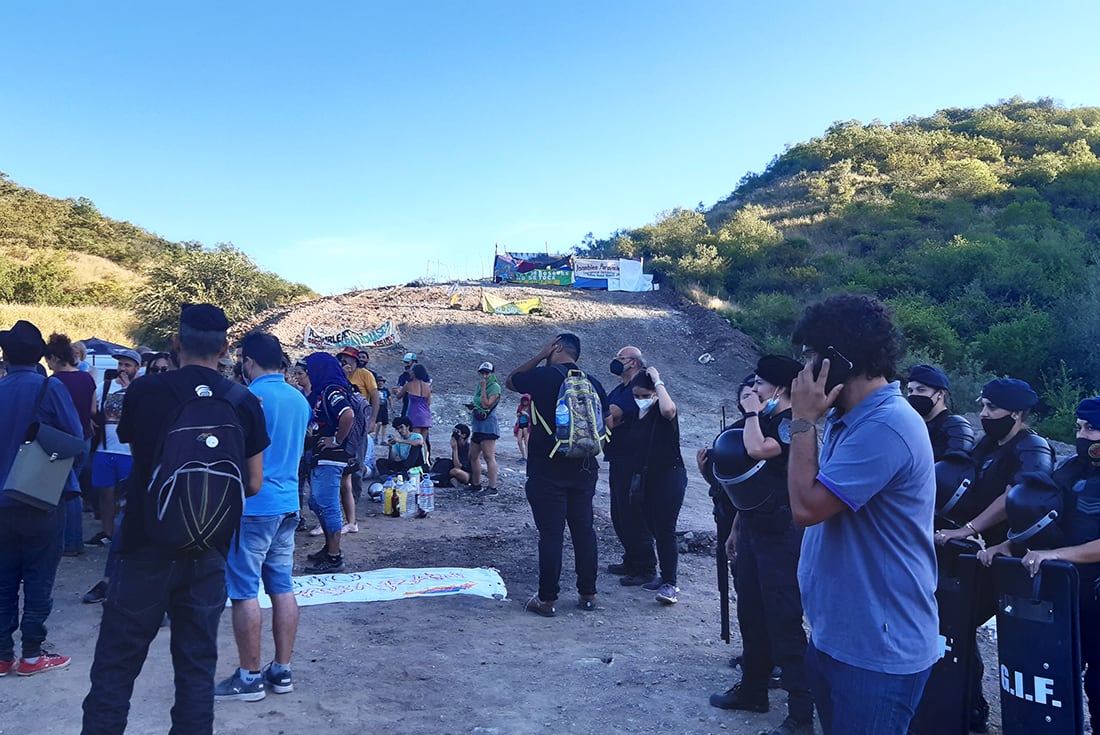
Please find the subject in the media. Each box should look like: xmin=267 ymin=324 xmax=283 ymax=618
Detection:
xmin=97 ymin=379 xmax=132 ymax=456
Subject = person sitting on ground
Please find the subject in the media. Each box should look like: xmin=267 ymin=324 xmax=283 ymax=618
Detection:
xmin=466 ymin=361 xmax=501 ymax=497
xmin=446 ymin=423 xmax=473 ymax=486
xmin=376 ymin=417 xmax=427 ymax=477
xmin=514 ymin=393 xmax=532 ymax=461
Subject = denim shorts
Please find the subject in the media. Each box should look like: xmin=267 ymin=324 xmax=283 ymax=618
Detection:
xmin=225 ymin=513 xmax=299 ymax=600
xmin=91 ymin=452 xmax=133 ymax=489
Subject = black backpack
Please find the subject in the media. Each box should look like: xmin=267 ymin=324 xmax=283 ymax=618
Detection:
xmin=145 ymin=380 xmax=247 ymax=552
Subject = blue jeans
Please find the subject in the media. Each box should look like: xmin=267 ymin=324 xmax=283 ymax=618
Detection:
xmin=308 ymin=464 xmax=344 ymax=534
xmin=806 ymin=640 xmax=931 ymax=735
xmin=81 ymin=551 xmax=227 ymax=735
xmin=524 ymin=471 xmax=598 ymax=602
xmin=0 ymin=504 xmax=63 ymax=660
xmin=226 ymin=513 xmax=298 ymax=599
xmin=62 ymin=440 xmax=92 ymax=552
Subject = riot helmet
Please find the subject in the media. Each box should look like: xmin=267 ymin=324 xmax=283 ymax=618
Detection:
xmin=934 ymin=454 xmax=978 ymax=525
xmin=1005 ymin=472 xmax=1064 ymax=556
xmin=709 ymin=428 xmax=769 ymax=510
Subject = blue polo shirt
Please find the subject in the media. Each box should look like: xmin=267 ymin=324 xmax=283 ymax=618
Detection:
xmin=247 ymin=373 xmax=311 ymax=516
xmin=798 ymin=381 xmax=939 ymax=675
xmin=0 ymin=366 xmax=84 ymax=507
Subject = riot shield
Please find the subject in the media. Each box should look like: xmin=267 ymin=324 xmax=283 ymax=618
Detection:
xmin=910 ymin=540 xmax=980 ymax=735
xmin=993 ymin=557 xmax=1082 ymax=735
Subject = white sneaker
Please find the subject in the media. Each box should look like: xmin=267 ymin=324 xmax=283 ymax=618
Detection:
xmin=308 ymin=525 xmax=324 ymax=537
xmin=341 ymin=523 xmax=359 ymax=534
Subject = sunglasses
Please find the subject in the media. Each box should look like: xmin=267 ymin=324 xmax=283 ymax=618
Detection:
xmin=147 ymin=366 xmax=170 ymax=374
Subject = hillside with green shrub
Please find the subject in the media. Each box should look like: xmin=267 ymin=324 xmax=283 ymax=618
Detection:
xmin=579 ymin=98 xmax=1100 ymax=441
xmin=0 ymin=172 xmax=315 ymax=346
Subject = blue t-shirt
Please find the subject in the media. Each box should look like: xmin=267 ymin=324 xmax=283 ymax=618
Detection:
xmin=247 ymin=373 xmax=311 ymax=516
xmin=798 ymin=381 xmax=939 ymax=675
xmin=391 ymin=432 xmax=423 ymax=462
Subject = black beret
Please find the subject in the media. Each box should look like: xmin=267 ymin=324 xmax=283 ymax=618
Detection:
xmin=180 ymin=303 xmax=230 ymax=331
xmin=981 ymin=378 xmax=1038 ymax=412
xmin=908 ymin=364 xmax=949 ymax=390
xmin=1076 ymin=397 xmax=1100 ymax=427
xmin=755 ymin=355 xmax=803 ymax=390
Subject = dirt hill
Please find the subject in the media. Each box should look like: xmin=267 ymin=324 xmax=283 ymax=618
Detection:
xmin=237 ymin=281 xmax=760 ymax=457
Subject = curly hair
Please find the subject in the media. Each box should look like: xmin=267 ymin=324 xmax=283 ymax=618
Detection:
xmin=44 ymin=332 xmax=77 ymax=367
xmin=791 ymin=294 xmax=902 ymax=380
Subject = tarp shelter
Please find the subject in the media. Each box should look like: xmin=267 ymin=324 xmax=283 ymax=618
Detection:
xmin=481 ymin=292 xmax=543 ymax=315
xmin=79 ymin=337 xmax=128 ymax=356
xmin=572 ymin=258 xmax=654 ymax=292
xmin=493 ymin=252 xmax=572 ymax=285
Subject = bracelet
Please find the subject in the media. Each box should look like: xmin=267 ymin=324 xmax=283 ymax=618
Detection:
xmin=789 ymin=418 xmax=815 ymax=435
xmin=743 ymin=411 xmax=758 ymax=418
xmin=654 ymin=380 xmax=666 ymax=388
xmin=966 ymin=522 xmax=979 ymax=535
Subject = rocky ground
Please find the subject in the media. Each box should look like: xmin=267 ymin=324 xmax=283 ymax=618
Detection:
xmin=5 ymin=283 xmax=1009 ymax=734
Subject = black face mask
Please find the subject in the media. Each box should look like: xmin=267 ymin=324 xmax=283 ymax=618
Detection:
xmin=610 ymin=359 xmax=625 ymax=376
xmin=981 ymin=414 xmax=1016 ymax=442
xmin=1077 ymin=438 xmax=1100 ymax=465
xmin=907 ymin=394 xmax=935 ymax=417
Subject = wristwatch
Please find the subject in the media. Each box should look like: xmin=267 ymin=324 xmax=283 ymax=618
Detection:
xmin=789 ymin=418 xmax=815 ymax=436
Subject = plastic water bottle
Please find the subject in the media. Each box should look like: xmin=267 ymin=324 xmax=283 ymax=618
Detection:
xmin=418 ymin=475 xmax=435 ymax=515
xmin=555 ymin=399 xmax=570 ymax=434
xmin=403 ymin=474 xmax=419 ymax=518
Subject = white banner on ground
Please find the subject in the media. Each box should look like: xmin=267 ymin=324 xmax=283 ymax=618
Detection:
xmin=302 ymin=320 xmax=401 ymax=350
xmin=249 ymin=566 xmax=508 ymax=609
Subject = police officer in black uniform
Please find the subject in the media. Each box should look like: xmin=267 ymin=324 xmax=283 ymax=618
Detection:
xmin=906 ymin=364 xmax=976 ymax=461
xmin=979 ymin=396 xmax=1100 ymax=732
xmin=935 ymin=377 xmax=1055 ymax=732
xmin=708 ymin=355 xmax=813 ymax=735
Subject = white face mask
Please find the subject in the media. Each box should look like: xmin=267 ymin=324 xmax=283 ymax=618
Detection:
xmin=635 ymin=397 xmax=657 ymax=414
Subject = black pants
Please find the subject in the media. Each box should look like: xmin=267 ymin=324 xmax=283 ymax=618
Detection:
xmin=82 ymin=551 xmax=227 ymax=735
xmin=639 ymin=464 xmax=686 ymax=585
xmin=608 ymin=461 xmax=655 ymax=575
xmin=0 ymin=503 xmax=63 ymax=661
xmin=1082 ymin=576 xmax=1100 ymax=730
xmin=734 ymin=517 xmax=813 ymax=723
xmin=524 ymin=471 xmax=598 ymax=602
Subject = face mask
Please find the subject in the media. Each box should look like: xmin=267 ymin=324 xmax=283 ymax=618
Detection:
xmin=635 ymin=397 xmax=656 ymax=414
xmin=1077 ymin=438 xmax=1100 ymax=465
xmin=981 ymin=414 xmax=1016 ymax=442
xmin=762 ymin=394 xmax=780 ymax=416
xmin=610 ymin=359 xmax=625 ymax=376
xmin=907 ymin=394 xmax=935 ymax=417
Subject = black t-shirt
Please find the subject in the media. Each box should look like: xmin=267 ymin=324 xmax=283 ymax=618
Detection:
xmin=603 ymin=381 xmax=639 ymax=463
xmin=510 ymin=362 xmax=608 ymax=480
xmin=624 ymin=404 xmax=684 ymax=473
xmin=116 ymin=365 xmax=270 ymax=555
xmin=312 ymin=384 xmax=353 ymax=464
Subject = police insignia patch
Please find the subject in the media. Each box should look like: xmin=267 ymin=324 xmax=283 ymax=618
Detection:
xmin=778 ymin=418 xmax=792 ymax=444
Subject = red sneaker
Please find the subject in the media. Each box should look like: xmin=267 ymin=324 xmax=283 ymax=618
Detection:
xmin=16 ymin=652 xmax=71 ymax=676
xmin=0 ymin=658 xmax=13 ymax=676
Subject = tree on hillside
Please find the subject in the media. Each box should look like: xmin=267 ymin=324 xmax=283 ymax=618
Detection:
xmin=133 ymin=243 xmax=314 ymax=346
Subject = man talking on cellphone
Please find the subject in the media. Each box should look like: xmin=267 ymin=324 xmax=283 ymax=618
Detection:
xmin=786 ymin=294 xmax=938 ymax=735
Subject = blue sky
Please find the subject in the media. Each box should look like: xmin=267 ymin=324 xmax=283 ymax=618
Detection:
xmin=2 ymin=1 xmax=1098 ymax=294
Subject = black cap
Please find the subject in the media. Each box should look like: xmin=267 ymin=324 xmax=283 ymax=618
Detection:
xmin=180 ymin=303 xmax=230 ymax=331
xmin=0 ymin=320 xmax=47 ymax=364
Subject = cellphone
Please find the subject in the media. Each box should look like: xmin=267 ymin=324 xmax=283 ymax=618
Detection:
xmin=812 ymin=346 xmax=853 ymax=393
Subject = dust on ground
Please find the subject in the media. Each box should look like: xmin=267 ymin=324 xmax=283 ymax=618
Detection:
xmin=5 ymin=283 xmax=1008 ymax=734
